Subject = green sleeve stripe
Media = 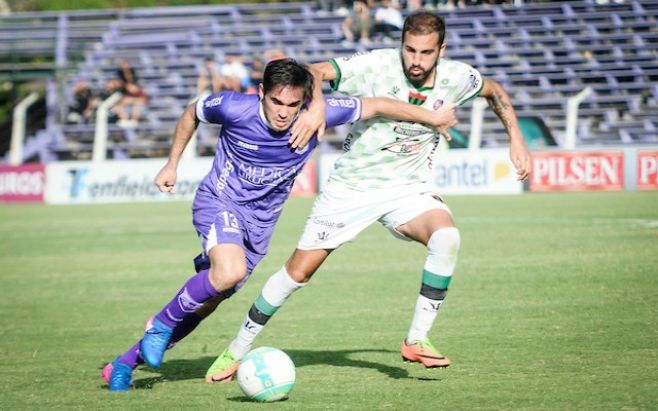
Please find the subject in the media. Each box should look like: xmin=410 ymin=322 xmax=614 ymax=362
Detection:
xmin=255 ymin=293 xmax=279 ymax=316
xmin=329 ymin=58 xmax=342 ymax=92
xmin=422 ymin=269 xmax=452 ymax=289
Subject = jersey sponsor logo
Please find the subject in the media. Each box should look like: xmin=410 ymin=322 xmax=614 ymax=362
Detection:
xmin=312 ymin=217 xmax=345 ymax=229
xmin=468 ymin=71 xmax=480 ymax=90
xmin=237 ymin=162 xmax=298 ymax=187
xmin=237 ymin=140 xmax=259 ymax=151
xmin=393 ymin=123 xmax=430 ymax=137
xmin=343 ymin=133 xmax=354 ymax=152
xmin=204 ymin=95 xmax=224 ymax=108
xmin=216 ymin=159 xmax=235 ymax=193
xmin=317 ymin=231 xmax=330 ymax=241
xmin=327 ymin=97 xmax=356 ymax=108
xmin=381 ymin=138 xmax=423 ymax=155
xmin=341 ymin=51 xmax=370 ymax=61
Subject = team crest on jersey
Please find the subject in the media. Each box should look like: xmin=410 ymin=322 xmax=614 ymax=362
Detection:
xmin=433 ymin=99 xmax=444 ymax=110
xmin=408 ymin=91 xmax=427 ymax=106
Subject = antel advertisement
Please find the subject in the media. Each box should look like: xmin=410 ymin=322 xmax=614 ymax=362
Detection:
xmin=0 ymin=164 xmax=46 ymax=203
xmin=637 ymin=150 xmax=658 ymax=191
xmin=46 ymin=158 xmax=317 ymax=204
xmin=431 ymin=149 xmax=522 ymax=194
xmin=530 ymin=151 xmax=624 ymax=192
xmin=319 ymin=149 xmax=522 ymax=194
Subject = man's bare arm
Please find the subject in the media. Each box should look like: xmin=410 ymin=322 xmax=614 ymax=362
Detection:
xmin=480 ymin=78 xmax=531 ymax=181
xmin=361 ymin=97 xmax=458 ymax=140
xmin=154 ymin=103 xmax=199 ymax=193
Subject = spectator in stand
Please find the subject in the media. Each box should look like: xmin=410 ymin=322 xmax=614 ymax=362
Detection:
xmin=115 ymin=82 xmax=149 ymax=128
xmin=197 ymin=57 xmax=224 ymax=95
xmin=444 ymin=0 xmax=466 ymax=10
xmin=247 ymin=50 xmax=287 ymax=94
xmin=374 ymin=0 xmax=403 ymax=43
xmin=66 ymin=80 xmax=98 ymax=124
xmin=342 ymin=0 xmax=374 ymax=45
xmin=116 ymin=59 xmax=138 ymax=91
xmin=220 ymin=55 xmax=250 ymax=92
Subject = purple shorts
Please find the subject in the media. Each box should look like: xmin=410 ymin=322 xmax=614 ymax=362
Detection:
xmin=192 ymin=189 xmax=275 ymax=292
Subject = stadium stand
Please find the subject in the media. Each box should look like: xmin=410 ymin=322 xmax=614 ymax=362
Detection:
xmin=1 ymin=0 xmax=656 ymax=161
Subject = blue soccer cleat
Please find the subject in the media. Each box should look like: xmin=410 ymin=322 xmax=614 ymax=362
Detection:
xmin=101 ymin=360 xmax=133 ymax=391
xmin=140 ymin=318 xmax=173 ymax=368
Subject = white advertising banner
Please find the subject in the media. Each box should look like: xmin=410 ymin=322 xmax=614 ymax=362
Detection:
xmin=431 ymin=149 xmax=522 ymax=194
xmin=319 ymin=149 xmax=522 ymax=195
xmin=46 ymin=159 xmax=211 ymax=204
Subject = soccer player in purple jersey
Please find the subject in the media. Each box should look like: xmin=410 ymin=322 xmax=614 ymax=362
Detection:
xmin=101 ymin=58 xmax=459 ymax=391
xmin=207 ymin=11 xmax=533 ymax=383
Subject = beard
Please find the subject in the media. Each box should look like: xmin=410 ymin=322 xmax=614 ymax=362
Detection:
xmin=404 ymin=65 xmax=434 ymax=88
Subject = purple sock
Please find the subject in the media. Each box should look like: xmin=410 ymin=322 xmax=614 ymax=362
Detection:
xmin=115 ymin=313 xmax=203 ymax=369
xmin=116 ymin=342 xmax=142 ymax=368
xmin=171 ymin=313 xmax=203 ymax=344
xmin=155 ymin=269 xmax=219 ymax=328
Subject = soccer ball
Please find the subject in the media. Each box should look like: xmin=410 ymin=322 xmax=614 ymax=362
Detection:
xmin=237 ymin=347 xmax=296 ymax=402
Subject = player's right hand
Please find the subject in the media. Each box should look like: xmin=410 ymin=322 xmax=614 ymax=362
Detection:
xmin=154 ymin=164 xmax=178 ymax=193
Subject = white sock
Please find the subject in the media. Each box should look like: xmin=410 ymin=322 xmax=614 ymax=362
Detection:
xmin=228 ymin=267 xmax=305 ymax=359
xmin=406 ymin=295 xmax=444 ymax=343
xmin=406 ymin=228 xmax=459 ymax=343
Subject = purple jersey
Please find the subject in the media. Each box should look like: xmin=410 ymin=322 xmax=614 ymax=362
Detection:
xmin=195 ymin=91 xmax=361 ymax=224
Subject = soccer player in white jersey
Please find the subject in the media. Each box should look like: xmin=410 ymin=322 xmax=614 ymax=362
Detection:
xmin=206 ymin=11 xmax=531 ymax=382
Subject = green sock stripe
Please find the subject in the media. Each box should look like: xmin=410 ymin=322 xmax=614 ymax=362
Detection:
xmin=422 ymin=269 xmax=452 ymax=289
xmin=254 ymin=294 xmax=279 ymax=316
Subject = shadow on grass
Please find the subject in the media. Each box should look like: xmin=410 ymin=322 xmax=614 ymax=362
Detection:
xmin=118 ymin=348 xmax=441 ymax=390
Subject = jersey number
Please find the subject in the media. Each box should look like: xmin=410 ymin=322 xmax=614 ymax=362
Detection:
xmin=220 ymin=211 xmax=239 ymax=228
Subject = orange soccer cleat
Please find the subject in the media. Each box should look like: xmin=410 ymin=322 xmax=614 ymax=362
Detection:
xmin=401 ymin=338 xmax=451 ymax=368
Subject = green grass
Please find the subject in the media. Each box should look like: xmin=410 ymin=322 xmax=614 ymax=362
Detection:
xmin=0 ymin=192 xmax=657 ymax=410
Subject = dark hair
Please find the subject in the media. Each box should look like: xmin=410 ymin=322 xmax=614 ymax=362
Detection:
xmin=402 ymin=11 xmax=446 ymax=47
xmin=262 ymin=58 xmax=314 ymax=102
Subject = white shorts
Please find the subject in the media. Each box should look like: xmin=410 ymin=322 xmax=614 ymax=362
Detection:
xmin=297 ymin=179 xmax=452 ymax=250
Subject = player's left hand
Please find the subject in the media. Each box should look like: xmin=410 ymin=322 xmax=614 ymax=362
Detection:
xmin=290 ymin=99 xmax=326 ymax=149
xmin=510 ymin=139 xmax=532 ymax=181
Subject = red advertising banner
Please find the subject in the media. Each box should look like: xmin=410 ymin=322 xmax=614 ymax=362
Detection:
xmin=530 ymin=151 xmax=623 ymax=192
xmin=0 ymin=164 xmax=46 ymax=202
xmin=291 ymin=160 xmax=317 ymax=196
xmin=637 ymin=150 xmax=658 ymax=191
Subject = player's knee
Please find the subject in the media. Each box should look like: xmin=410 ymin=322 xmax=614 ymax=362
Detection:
xmin=285 ymin=265 xmax=314 ymax=283
xmin=425 ymin=227 xmax=461 ymax=274
xmin=208 ymin=264 xmax=247 ymax=292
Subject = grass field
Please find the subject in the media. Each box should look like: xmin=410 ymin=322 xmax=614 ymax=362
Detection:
xmin=0 ymin=191 xmax=657 ymax=410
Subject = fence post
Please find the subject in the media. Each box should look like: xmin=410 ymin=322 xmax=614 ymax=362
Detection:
xmin=9 ymin=92 xmax=40 ymax=165
xmin=468 ymin=98 xmax=488 ymax=151
xmin=92 ymin=92 xmax=122 ymax=162
xmin=564 ymin=86 xmax=593 ymax=149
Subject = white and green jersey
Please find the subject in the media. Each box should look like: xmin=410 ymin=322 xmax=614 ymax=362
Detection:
xmin=328 ymin=48 xmax=483 ymax=189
